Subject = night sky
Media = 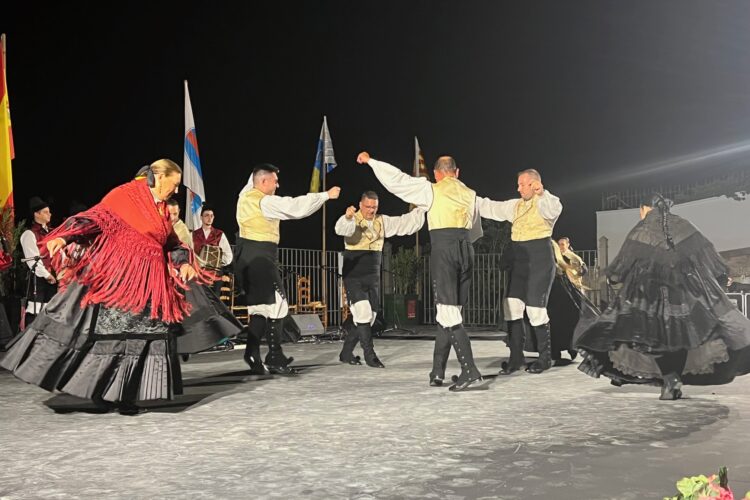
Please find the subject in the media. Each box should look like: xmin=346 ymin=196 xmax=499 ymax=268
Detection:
xmin=5 ymin=1 xmax=750 ymax=251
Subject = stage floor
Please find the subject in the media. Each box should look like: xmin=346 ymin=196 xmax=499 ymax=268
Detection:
xmin=1 ymin=337 xmax=749 ymax=499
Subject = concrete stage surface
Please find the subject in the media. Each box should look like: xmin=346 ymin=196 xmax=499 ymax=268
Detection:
xmin=1 ymin=336 xmax=749 ymax=499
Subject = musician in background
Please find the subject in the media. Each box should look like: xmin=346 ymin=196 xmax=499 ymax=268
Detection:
xmin=192 ymin=204 xmax=233 ymax=295
xmin=557 ymin=237 xmax=587 ymax=291
xmin=19 ymin=196 xmax=58 ymax=327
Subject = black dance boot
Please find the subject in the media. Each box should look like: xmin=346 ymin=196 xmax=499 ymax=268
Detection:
xmin=358 ymin=323 xmax=384 ymax=368
xmin=526 ymin=324 xmax=551 ymax=374
xmin=265 ymin=318 xmax=298 ymax=375
xmin=447 ymin=325 xmax=489 ymax=392
xmin=659 ymin=373 xmax=683 ymax=400
xmin=338 ymin=322 xmax=362 ymax=365
xmin=243 ymin=316 xmax=267 ymax=375
xmin=499 ymin=319 xmax=527 ymax=375
xmin=429 ymin=327 xmax=452 ymax=386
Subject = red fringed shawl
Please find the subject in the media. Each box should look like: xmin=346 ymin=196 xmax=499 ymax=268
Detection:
xmin=44 ymin=179 xmax=204 ymax=323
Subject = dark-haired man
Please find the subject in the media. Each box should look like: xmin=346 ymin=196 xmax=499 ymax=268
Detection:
xmin=193 ymin=205 xmax=233 ymax=268
xmin=334 ymin=190 xmax=425 ymax=368
xmin=235 ymin=163 xmax=340 ymax=374
xmin=193 ymin=205 xmax=233 ymax=296
xmin=19 ymin=196 xmax=57 ymax=325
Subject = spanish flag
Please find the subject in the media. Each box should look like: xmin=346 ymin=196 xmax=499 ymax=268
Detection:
xmin=0 ymin=34 xmax=14 ymax=219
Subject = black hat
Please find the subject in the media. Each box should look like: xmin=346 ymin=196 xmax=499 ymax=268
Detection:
xmin=29 ymin=196 xmax=49 ymax=214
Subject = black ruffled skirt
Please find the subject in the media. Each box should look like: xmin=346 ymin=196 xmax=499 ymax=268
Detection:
xmin=1 ymin=282 xmax=183 ymax=403
xmin=574 ymin=247 xmax=750 ymax=386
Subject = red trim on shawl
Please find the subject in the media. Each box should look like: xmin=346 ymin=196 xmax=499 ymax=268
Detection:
xmin=43 ymin=179 xmax=207 ymax=323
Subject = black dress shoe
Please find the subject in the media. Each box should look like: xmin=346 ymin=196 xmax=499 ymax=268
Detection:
xmin=244 ymin=357 xmax=268 ymax=375
xmin=247 ymin=365 xmax=268 ymax=375
xmin=498 ymin=361 xmax=521 ymax=375
xmin=429 ymin=374 xmax=444 ymax=387
xmin=366 ymin=357 xmax=385 ymax=368
xmin=526 ymin=360 xmax=551 ymax=374
xmin=117 ymin=403 xmax=144 ymax=416
xmin=267 ymin=364 xmax=299 ymax=375
xmin=340 ymin=355 xmax=362 ymax=366
xmin=568 ymin=349 xmax=578 ymax=361
xmin=448 ymin=377 xmax=490 ymax=392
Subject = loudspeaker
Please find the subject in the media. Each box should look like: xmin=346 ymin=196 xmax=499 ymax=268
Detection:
xmin=288 ymin=314 xmax=325 ymax=337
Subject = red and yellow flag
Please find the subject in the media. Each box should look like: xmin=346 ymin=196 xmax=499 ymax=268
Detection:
xmin=0 ymin=33 xmax=15 ymax=218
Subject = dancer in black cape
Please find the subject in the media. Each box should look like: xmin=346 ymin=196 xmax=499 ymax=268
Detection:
xmin=574 ymin=195 xmax=750 ymax=399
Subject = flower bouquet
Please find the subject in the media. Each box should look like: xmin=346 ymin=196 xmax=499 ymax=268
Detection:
xmin=664 ymin=466 xmax=749 ymax=500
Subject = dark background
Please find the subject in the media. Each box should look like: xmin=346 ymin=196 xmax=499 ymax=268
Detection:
xmin=5 ymin=1 xmax=750 ymax=251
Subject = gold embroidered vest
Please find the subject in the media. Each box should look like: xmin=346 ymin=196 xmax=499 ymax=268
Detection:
xmin=511 ymin=197 xmax=553 ymax=241
xmin=344 ymin=213 xmax=385 ymax=251
xmin=426 ymin=177 xmax=475 ymax=230
xmin=237 ymin=189 xmax=281 ymax=244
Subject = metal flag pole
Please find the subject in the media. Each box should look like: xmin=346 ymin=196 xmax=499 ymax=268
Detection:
xmin=321 ymin=154 xmax=327 ymax=331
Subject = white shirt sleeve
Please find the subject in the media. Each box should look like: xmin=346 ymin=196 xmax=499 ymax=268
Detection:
xmin=334 ymin=215 xmax=356 ymax=237
xmin=219 ymin=233 xmax=233 ymax=266
xmin=20 ymin=230 xmax=51 ymax=279
xmin=536 ymin=190 xmax=563 ymax=220
xmin=368 ymin=159 xmax=433 ymax=209
xmin=475 ymin=196 xmax=517 ymax=222
xmin=260 ymin=192 xmax=329 ymax=220
xmin=382 ymin=209 xmax=426 ymax=238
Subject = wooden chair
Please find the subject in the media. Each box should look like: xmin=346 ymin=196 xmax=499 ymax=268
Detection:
xmin=219 ymin=274 xmax=233 ymax=307
xmin=296 ymin=276 xmax=327 ymax=328
xmin=224 ymin=274 xmax=248 ymax=326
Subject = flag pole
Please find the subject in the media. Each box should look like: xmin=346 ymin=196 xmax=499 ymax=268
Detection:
xmin=321 ymin=144 xmax=327 ymax=328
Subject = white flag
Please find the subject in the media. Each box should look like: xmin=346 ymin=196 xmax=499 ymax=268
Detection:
xmin=183 ymin=80 xmax=206 ymax=231
xmin=413 ymin=136 xmax=428 ymax=178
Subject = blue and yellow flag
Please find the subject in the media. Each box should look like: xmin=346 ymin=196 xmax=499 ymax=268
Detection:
xmin=309 ymin=116 xmax=337 ymax=193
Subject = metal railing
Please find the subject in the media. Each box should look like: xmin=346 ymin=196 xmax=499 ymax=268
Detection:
xmin=275 ymin=246 xmax=749 ymax=328
xmin=600 ymin=169 xmax=750 ymax=211
xmin=278 ymin=248 xmax=344 ymax=328
xmin=273 ymin=247 xmax=603 ymax=328
xmin=420 ymin=253 xmax=504 ymax=326
xmin=576 ymin=249 xmax=598 ymax=268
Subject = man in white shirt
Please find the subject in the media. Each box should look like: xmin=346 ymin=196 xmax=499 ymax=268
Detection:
xmin=192 ymin=205 xmax=233 ymax=266
xmin=235 ymin=163 xmax=340 ymax=375
xmin=474 ymin=169 xmax=563 ymax=375
xmin=334 ymin=190 xmax=425 ymax=368
xmin=357 ymin=152 xmax=514 ymax=391
xmin=19 ymin=196 xmax=57 ymax=326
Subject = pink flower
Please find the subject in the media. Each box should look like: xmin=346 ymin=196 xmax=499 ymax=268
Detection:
xmin=718 ymin=486 xmax=735 ymax=500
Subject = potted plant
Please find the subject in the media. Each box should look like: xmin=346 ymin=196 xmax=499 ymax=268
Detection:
xmin=384 ymin=246 xmax=422 ymax=326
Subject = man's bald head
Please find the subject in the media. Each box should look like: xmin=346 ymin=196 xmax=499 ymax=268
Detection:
xmin=433 ymin=156 xmax=459 ymax=181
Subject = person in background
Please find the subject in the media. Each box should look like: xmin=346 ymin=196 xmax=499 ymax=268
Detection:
xmin=167 ymin=198 xmax=193 ymax=249
xmin=19 ymin=196 xmax=57 ymax=326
